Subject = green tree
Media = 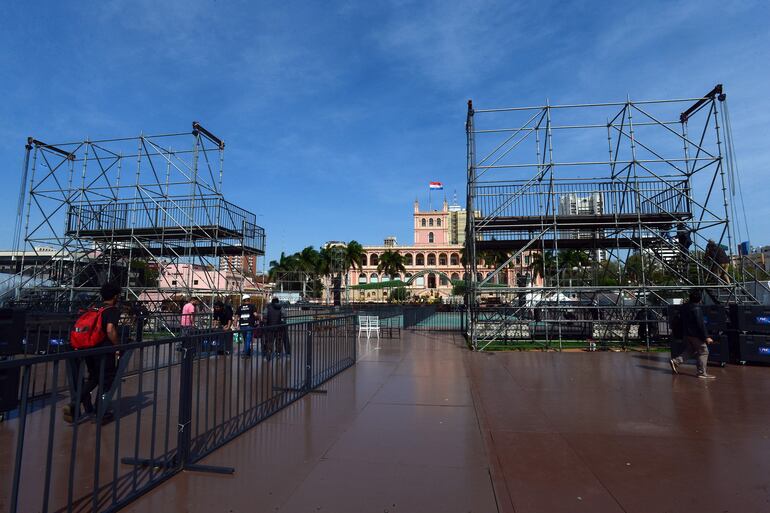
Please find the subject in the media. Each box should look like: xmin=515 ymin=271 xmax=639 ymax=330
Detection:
xmin=377 ymin=250 xmax=406 ymax=281
xmin=390 ymin=286 xmax=408 ymax=302
xmin=344 ymin=240 xmax=365 ymax=273
xmin=377 ymin=250 xmax=406 ymax=302
xmin=268 ymin=252 xmax=301 ymax=291
xmin=528 ymin=251 xmax=557 ymax=284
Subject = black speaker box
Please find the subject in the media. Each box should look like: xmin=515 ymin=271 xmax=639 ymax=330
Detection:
xmin=729 ymin=305 xmax=770 ymax=334
xmin=0 ymin=309 xmax=26 ymax=356
xmin=729 ymin=332 xmax=770 ymax=365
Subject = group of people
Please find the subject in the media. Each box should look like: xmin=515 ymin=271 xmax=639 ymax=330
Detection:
xmin=207 ymin=294 xmax=288 ymax=361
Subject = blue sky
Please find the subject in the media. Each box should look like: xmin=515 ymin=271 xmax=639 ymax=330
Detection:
xmin=0 ymin=0 xmax=768 ymax=263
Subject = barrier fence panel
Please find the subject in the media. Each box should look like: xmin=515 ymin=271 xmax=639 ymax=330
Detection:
xmin=402 ymin=306 xmax=466 ymax=332
xmin=0 ymin=314 xmax=355 ymax=513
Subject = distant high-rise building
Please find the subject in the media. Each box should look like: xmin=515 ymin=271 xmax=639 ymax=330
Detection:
xmin=559 ymin=193 xmax=605 ymax=261
xmin=220 ymin=254 xmax=259 ymax=276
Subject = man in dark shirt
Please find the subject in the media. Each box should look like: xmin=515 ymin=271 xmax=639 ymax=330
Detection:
xmin=237 ymin=294 xmax=257 ymax=358
xmin=213 ymin=300 xmax=234 ymax=355
xmin=705 ymin=240 xmax=731 ymax=284
xmin=263 ymin=297 xmax=286 ymax=359
xmin=670 ymin=290 xmax=715 ymax=379
xmin=64 ymin=282 xmax=122 ymax=423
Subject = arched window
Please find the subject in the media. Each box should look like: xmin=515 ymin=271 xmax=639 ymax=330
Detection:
xmin=370 ymin=273 xmax=379 ymax=284
xmin=429 ymin=218 xmax=434 ymax=227
xmin=437 ymin=218 xmax=442 ymax=227
xmin=451 ymin=272 xmax=460 ymax=281
xmin=438 ymin=253 xmax=447 ymax=266
xmin=370 ymin=253 xmax=379 ymax=266
xmin=358 ymin=273 xmax=367 ymax=284
xmin=404 ymin=253 xmax=414 ymax=266
xmin=421 ymin=218 xmax=426 ymax=227
xmin=416 ymin=253 xmax=425 ymax=266
xmin=415 ymin=276 xmax=425 ymax=287
xmin=428 ymin=232 xmax=434 ymax=243
xmin=440 ymin=274 xmax=449 ymax=286
xmin=462 ymin=272 xmax=468 ymax=280
xmin=450 ymin=253 xmax=460 ymax=266
xmin=405 ymin=272 xmax=412 ymax=283
xmin=427 ymin=253 xmax=436 ymax=266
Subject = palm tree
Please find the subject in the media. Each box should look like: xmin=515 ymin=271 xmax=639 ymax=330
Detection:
xmin=377 ymin=250 xmax=406 ymax=302
xmin=343 ymin=240 xmax=365 ymax=303
xmin=296 ymin=246 xmax=321 ymax=297
xmin=344 ymin=240 xmax=365 ymax=272
xmin=268 ymin=252 xmax=300 ymax=291
xmin=528 ymin=251 xmax=557 ymax=285
xmin=479 ymin=249 xmax=510 ymax=284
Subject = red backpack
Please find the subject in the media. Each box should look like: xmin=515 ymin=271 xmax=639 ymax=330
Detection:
xmin=70 ymin=307 xmax=108 ymax=349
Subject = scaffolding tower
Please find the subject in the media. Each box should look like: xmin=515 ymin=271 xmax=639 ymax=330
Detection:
xmin=6 ymin=122 xmax=265 ymax=312
xmin=465 ymin=85 xmax=761 ymax=351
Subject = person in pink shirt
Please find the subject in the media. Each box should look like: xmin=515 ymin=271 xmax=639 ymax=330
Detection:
xmin=181 ymin=297 xmax=199 ymax=331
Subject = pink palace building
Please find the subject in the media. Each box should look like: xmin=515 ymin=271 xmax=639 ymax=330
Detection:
xmin=347 ymin=199 xmax=541 ymax=301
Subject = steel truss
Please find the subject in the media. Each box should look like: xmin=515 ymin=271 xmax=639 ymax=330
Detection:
xmin=465 ymin=85 xmax=760 ymax=351
xmin=6 ymin=122 xmax=265 ymax=312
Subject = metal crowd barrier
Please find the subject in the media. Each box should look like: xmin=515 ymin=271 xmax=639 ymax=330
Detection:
xmin=0 ymin=314 xmax=356 ymax=513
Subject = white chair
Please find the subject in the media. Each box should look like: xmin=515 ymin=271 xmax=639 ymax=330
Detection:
xmin=357 ymin=315 xmax=370 ymax=338
xmin=367 ymin=316 xmax=380 ymax=340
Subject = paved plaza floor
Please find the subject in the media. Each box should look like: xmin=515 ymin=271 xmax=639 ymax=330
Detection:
xmin=9 ymin=331 xmax=770 ymax=512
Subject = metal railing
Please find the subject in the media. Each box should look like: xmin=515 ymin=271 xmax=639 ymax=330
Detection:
xmin=0 ymin=314 xmax=355 ymax=513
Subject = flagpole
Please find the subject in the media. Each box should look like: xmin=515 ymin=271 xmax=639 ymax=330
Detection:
xmin=429 ymin=186 xmax=432 ymax=211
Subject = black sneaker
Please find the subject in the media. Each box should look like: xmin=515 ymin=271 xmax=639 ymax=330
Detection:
xmin=669 ymin=359 xmax=679 ymax=375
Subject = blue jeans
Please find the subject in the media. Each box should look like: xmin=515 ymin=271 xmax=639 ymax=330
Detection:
xmin=242 ymin=327 xmax=253 ymax=355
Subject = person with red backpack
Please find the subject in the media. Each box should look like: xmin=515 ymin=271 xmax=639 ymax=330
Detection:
xmin=63 ymin=283 xmax=122 ymax=423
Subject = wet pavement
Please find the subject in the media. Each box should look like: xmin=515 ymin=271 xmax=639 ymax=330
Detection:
xmin=471 ymin=350 xmax=770 ymax=513
xmin=123 ymin=332 xmax=497 ymax=513
xmin=8 ymin=332 xmax=770 ymax=512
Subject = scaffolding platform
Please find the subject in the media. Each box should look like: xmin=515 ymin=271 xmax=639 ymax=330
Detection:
xmin=6 ymin=123 xmax=266 ymax=310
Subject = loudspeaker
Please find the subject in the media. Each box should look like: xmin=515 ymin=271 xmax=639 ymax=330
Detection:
xmin=729 ymin=305 xmax=770 ymax=334
xmin=0 ymin=366 xmax=21 ymax=413
xmin=729 ymin=332 xmax=770 ymax=365
xmin=702 ymin=305 xmax=729 ymax=334
xmin=0 ymin=309 xmax=26 ymax=356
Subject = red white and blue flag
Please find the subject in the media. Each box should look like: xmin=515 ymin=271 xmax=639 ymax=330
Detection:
xmin=429 ymin=181 xmax=443 ymax=190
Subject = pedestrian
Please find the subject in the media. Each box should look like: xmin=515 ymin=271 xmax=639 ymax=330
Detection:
xmin=705 ymin=240 xmax=731 ymax=283
xmin=237 ymin=294 xmax=257 ymax=358
xmin=181 ymin=297 xmax=199 ymax=334
xmin=263 ymin=297 xmax=286 ymax=360
xmin=676 ymin=223 xmax=692 ymax=274
xmin=670 ymin=289 xmax=716 ymax=379
xmin=64 ymin=282 xmax=122 ymax=423
xmin=213 ymin=300 xmax=234 ymax=355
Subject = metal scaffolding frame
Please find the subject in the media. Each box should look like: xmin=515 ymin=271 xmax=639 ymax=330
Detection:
xmin=5 ymin=122 xmax=265 ymax=312
xmin=465 ymin=85 xmax=760 ymax=351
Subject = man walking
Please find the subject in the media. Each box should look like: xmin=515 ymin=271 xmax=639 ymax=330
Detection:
xmin=670 ymin=289 xmax=716 ymax=379
xmin=64 ymin=283 xmax=122 ymax=423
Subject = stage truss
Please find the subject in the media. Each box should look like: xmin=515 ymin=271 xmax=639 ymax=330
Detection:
xmin=465 ymin=85 xmax=763 ymax=351
xmin=6 ymin=122 xmax=265 ymax=312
